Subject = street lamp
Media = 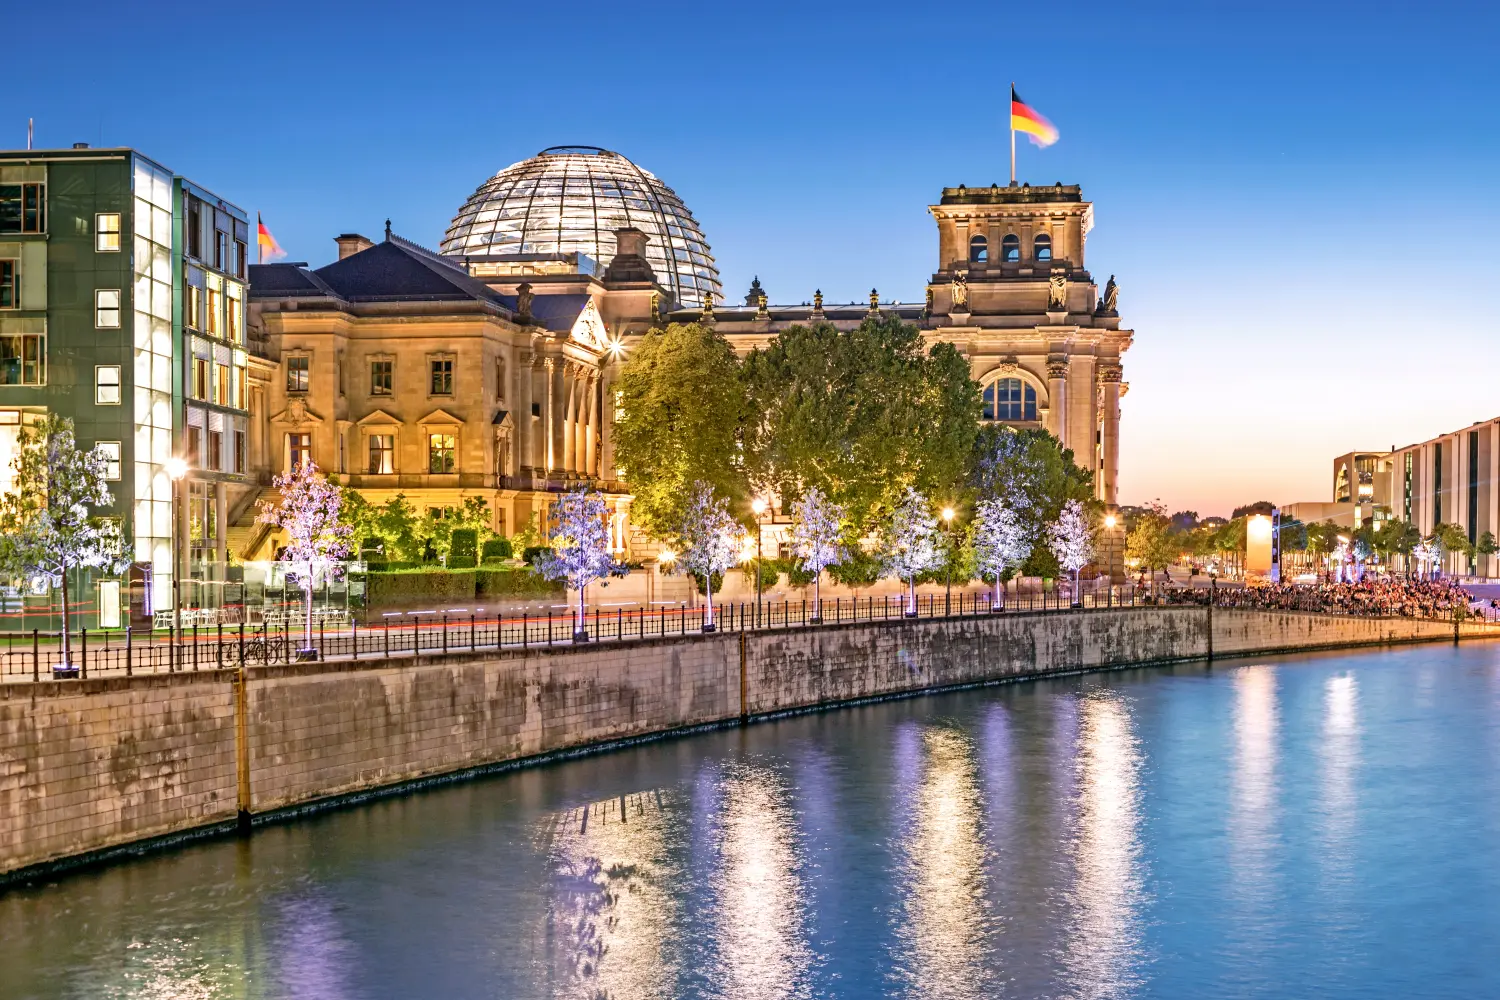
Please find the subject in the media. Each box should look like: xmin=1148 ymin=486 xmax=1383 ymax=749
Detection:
xmin=165 ymin=456 xmax=189 ymax=631
xmin=751 ymin=498 xmax=768 ymax=627
xmin=941 ymin=506 xmax=955 ymax=616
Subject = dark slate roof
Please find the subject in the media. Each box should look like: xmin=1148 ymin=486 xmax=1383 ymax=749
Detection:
xmin=251 ymin=236 xmax=518 ymax=313
xmin=527 ymin=294 xmax=590 ymax=333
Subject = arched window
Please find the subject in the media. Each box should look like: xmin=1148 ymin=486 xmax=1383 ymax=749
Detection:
xmin=1001 ymin=234 xmax=1020 ymax=262
xmin=968 ymin=234 xmax=988 ymax=263
xmin=1033 ymin=233 xmax=1052 ymax=261
xmin=982 ymin=378 xmax=1038 ymax=421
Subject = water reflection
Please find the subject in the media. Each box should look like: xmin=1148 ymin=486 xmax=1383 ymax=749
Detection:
xmin=1320 ymin=674 xmax=1359 ymax=882
xmin=707 ymin=763 xmax=814 ymax=999
xmin=542 ymin=790 xmax=679 ymax=998
xmin=1229 ymin=663 xmax=1281 ymax=960
xmin=266 ymin=891 xmax=355 ymax=999
xmin=1058 ymin=690 xmax=1147 ymax=999
xmin=890 ymin=724 xmax=993 ymax=999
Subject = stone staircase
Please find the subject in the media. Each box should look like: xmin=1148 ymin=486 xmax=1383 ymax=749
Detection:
xmin=226 ymin=486 xmax=280 ymax=562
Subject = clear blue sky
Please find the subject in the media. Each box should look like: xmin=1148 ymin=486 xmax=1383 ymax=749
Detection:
xmin=13 ymin=0 xmax=1500 ymax=516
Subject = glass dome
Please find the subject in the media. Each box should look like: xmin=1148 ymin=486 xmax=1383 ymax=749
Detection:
xmin=440 ymin=146 xmax=722 ymax=307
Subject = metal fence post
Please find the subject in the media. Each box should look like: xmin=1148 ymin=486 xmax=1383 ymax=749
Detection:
xmin=470 ymin=614 xmax=476 ymax=651
xmin=522 ymin=611 xmax=528 ymax=649
xmin=384 ymin=620 xmax=390 ymax=658
xmin=352 ymin=619 xmax=358 ymax=660
xmin=443 ymin=614 xmax=449 ymax=655
xmin=31 ymin=629 xmax=38 ymax=682
xmin=126 ymin=626 xmax=133 ymax=677
xmin=239 ymin=622 xmax=246 ymax=667
xmin=80 ymin=628 xmax=87 ymax=680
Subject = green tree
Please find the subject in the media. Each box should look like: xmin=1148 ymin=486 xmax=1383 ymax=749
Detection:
xmin=0 ymin=414 xmax=128 ymax=672
xmin=613 ymin=322 xmax=748 ymax=539
xmin=1433 ymin=522 xmax=1473 ymax=576
xmin=743 ymin=315 xmax=979 ymax=532
xmin=1126 ymin=502 xmax=1176 ymax=588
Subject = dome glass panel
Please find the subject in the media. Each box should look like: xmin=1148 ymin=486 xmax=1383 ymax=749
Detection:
xmin=440 ymin=146 xmax=722 ymax=308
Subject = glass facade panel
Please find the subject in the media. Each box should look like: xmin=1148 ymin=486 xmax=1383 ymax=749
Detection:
xmin=439 ymin=147 xmax=722 ymax=307
xmin=132 ymin=156 xmax=177 ymax=604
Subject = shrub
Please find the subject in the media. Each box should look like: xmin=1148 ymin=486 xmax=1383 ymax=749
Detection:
xmin=365 ymin=569 xmax=476 ymax=606
xmin=448 ymin=528 xmax=478 ymax=569
xmin=476 ymin=568 xmax=564 ymax=598
xmin=738 ymin=559 xmax=780 ymax=591
xmin=829 ymin=549 xmax=882 ymax=588
xmin=481 ymin=538 xmax=513 ymax=563
xmin=522 ymin=545 xmax=552 ymax=565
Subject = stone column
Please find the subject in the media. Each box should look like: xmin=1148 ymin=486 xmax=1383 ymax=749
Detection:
xmin=1047 ymin=359 xmax=1069 ymax=447
xmin=548 ymin=359 xmax=566 ymax=474
xmin=562 ymin=367 xmax=576 ymax=474
xmin=1099 ymin=365 xmax=1123 ymax=506
xmin=584 ymin=373 xmax=599 ymax=477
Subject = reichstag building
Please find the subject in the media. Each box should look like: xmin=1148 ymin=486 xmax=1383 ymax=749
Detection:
xmin=242 ymin=146 xmax=1133 ymax=558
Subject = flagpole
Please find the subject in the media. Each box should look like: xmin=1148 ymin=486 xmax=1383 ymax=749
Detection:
xmin=1009 ymin=82 xmax=1017 ymax=186
xmin=257 ymin=213 xmax=262 ymax=265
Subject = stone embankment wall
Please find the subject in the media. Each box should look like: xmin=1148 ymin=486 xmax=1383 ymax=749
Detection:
xmin=0 ymin=608 xmax=1482 ymax=878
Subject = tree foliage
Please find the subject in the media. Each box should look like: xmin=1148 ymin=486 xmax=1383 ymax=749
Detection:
xmin=0 ymin=414 xmax=128 ymax=667
xmin=613 ymin=323 xmax=748 ymax=539
xmin=971 ymin=426 xmax=1097 ymax=571
xmin=258 ymin=461 xmax=354 ymax=646
xmin=973 ymin=495 xmax=1028 ymax=604
xmin=880 ymin=487 xmax=941 ymax=612
xmin=670 ymin=481 xmax=743 ymax=627
xmin=1125 ymin=502 xmax=1176 ymax=575
xmin=790 ymin=486 xmax=845 ymax=615
xmin=743 ymin=316 xmax=979 ymax=532
xmin=533 ymin=488 xmax=625 ymax=633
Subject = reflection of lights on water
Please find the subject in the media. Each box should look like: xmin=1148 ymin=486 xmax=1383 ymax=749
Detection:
xmin=1231 ymin=665 xmax=1280 ymax=915
xmin=892 ymin=725 xmax=993 ymax=1000
xmin=711 ymin=766 xmax=813 ymax=999
xmin=1060 ymin=691 xmax=1147 ymax=998
xmin=544 ymin=790 xmax=678 ymax=997
xmin=1321 ymin=673 xmax=1359 ymax=882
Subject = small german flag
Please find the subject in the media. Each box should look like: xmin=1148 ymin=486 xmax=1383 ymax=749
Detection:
xmin=1011 ymin=87 xmax=1059 ymax=147
xmin=257 ymin=213 xmax=286 ymax=263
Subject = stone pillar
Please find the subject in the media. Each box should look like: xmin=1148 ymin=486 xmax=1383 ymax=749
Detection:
xmin=562 ymin=368 xmax=576 ymax=474
xmin=585 ymin=373 xmax=599 ymax=477
xmin=1047 ymin=359 xmax=1069 ymax=447
xmin=1099 ymin=365 xmax=1123 ymax=506
xmin=548 ymin=359 xmax=566 ymax=474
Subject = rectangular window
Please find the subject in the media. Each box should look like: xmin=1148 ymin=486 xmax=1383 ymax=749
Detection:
xmin=186 ymin=199 xmax=202 ymax=259
xmin=226 ymin=291 xmax=241 ymax=343
xmin=0 ymin=184 xmax=45 ymax=234
xmin=187 ymin=427 xmax=202 ymax=468
xmin=429 ymin=357 xmax=453 ymax=395
xmin=369 ymin=434 xmax=395 ymax=474
xmin=215 ymin=232 xmax=227 ymax=271
xmin=428 ymin=433 xmax=456 ymax=474
xmin=207 ymin=288 xmax=222 ymax=336
xmin=207 ymin=430 xmax=222 ymax=472
xmin=370 ymin=359 xmax=392 ymax=395
xmin=289 ymin=432 xmax=312 ymax=470
xmin=0 ymin=332 xmax=45 ymax=385
xmin=286 ymin=355 xmax=309 ymax=393
xmin=234 ymin=430 xmax=246 ymax=474
xmin=95 ymin=289 xmax=121 ymax=328
xmin=1469 ymin=431 xmax=1479 ymax=546
xmin=95 ymin=365 xmax=121 ymax=405
xmin=237 ymin=368 xmax=249 ymax=410
xmin=0 ymin=259 xmax=16 ymax=309
xmin=235 ymin=240 xmax=248 ymax=279
xmin=1433 ymin=444 xmax=1443 ymax=530
xmin=95 ymin=441 xmax=122 ymax=481
xmin=215 ymin=363 xmax=230 ymax=406
xmin=193 ymin=358 xmax=209 ymax=401
xmin=185 ymin=285 xmax=202 ymax=330
xmin=1404 ymin=452 xmax=1414 ymax=523
xmin=96 ymin=213 xmax=121 ymax=252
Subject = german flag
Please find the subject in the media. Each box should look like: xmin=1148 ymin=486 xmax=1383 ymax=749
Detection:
xmin=1011 ymin=87 xmax=1059 ymax=147
xmin=257 ymin=213 xmax=286 ymax=263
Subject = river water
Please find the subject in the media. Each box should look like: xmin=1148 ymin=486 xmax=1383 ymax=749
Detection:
xmin=5 ymin=644 xmax=1500 ymax=999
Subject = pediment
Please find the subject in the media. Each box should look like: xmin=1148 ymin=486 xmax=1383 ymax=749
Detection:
xmin=356 ymin=408 xmax=402 ymax=427
xmin=569 ymin=298 xmax=610 ymax=353
xmin=416 ymin=407 xmax=464 ymax=427
xmin=270 ymin=396 xmax=323 ymax=426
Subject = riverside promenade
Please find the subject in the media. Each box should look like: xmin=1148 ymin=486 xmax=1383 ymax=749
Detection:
xmin=3 ymin=603 xmax=1495 ymax=884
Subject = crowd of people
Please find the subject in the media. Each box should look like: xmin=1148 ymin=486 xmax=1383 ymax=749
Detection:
xmin=1161 ymin=578 xmax=1483 ymax=619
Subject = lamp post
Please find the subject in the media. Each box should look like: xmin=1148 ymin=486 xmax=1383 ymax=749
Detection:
xmin=941 ymin=506 xmax=955 ymax=616
xmin=1103 ymin=512 xmax=1118 ymax=602
xmin=751 ymin=497 xmax=767 ymax=627
xmin=165 ymin=456 xmax=189 ymax=630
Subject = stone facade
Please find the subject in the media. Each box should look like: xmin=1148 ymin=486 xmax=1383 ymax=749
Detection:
xmin=3 ymin=609 xmax=1483 ymax=878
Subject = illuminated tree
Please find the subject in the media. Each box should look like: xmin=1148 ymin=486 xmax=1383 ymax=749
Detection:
xmin=972 ymin=495 xmax=1028 ymax=608
xmin=673 ymin=481 xmax=743 ymax=631
xmin=881 ymin=487 xmax=940 ymax=616
xmin=257 ymin=461 xmax=353 ymax=657
xmin=0 ymin=414 xmax=128 ymax=674
xmin=533 ymin=488 xmax=624 ymax=640
xmin=1048 ymin=499 xmax=1095 ymax=606
xmin=790 ymin=486 xmax=846 ymax=622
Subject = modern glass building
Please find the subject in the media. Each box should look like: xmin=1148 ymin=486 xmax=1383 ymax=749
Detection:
xmin=439 ymin=146 xmax=722 ymax=308
xmin=0 ymin=146 xmax=250 ymax=627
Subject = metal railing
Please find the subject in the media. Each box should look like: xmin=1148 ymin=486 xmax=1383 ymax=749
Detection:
xmin=0 ymin=587 xmax=1145 ymax=681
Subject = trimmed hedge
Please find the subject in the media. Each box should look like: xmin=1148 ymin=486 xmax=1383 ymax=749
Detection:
xmin=448 ymin=529 xmax=478 ymax=569
xmin=521 ymin=545 xmax=552 ymax=565
xmin=481 ymin=538 xmax=513 ymax=563
xmin=366 ymin=569 xmax=476 ymax=606
xmin=477 ymin=568 xmax=563 ymax=598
